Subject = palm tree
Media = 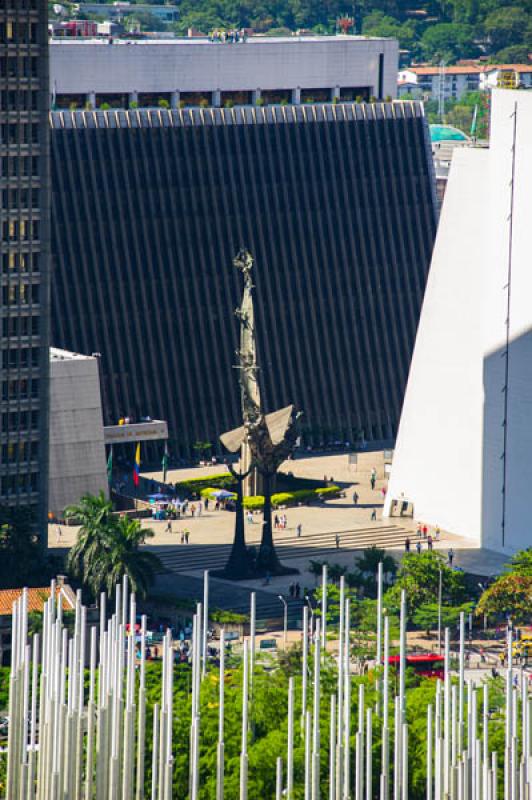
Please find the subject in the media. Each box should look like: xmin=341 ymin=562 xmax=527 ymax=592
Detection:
xmin=353 ymin=546 xmax=397 ymax=598
xmin=93 ymin=517 xmax=161 ymax=598
xmin=355 ymin=546 xmax=397 ymax=579
xmin=66 ymin=492 xmax=113 ymax=586
xmin=66 ymin=493 xmax=161 ymax=599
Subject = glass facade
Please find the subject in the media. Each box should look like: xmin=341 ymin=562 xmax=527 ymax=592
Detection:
xmin=50 ymin=103 xmax=436 ymax=460
xmin=0 ymin=0 xmax=50 ymax=536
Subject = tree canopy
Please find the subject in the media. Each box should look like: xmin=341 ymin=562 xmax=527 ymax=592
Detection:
xmin=0 ymin=506 xmax=59 ymax=589
xmin=66 ymin=492 xmax=161 ymax=598
xmin=476 ymin=547 xmax=532 ymax=622
xmin=384 ymin=550 xmax=467 ymax=612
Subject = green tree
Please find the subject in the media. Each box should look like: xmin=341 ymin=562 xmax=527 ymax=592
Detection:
xmin=484 ymin=7 xmax=530 ymax=52
xmin=476 ymin=574 xmax=532 ymax=623
xmin=385 ymin=550 xmax=466 ymax=612
xmin=352 ymin=546 xmax=397 ymax=598
xmin=0 ymin=506 xmax=58 ymax=588
xmin=493 ymin=44 xmax=532 ymax=63
xmin=421 ymin=23 xmax=476 ymax=62
xmin=362 ymin=10 xmax=419 ymax=53
xmin=412 ymin=601 xmax=474 ymax=635
xmin=65 ymin=491 xmax=113 ymax=584
xmin=504 ymin=547 xmax=532 ymax=576
xmin=66 ymin=493 xmax=161 ymax=598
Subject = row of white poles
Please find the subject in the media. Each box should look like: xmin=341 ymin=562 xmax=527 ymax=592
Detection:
xmin=3 ymin=568 xmax=526 ymax=798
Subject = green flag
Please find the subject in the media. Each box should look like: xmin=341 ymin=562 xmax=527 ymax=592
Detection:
xmin=107 ymin=446 xmax=113 ymax=486
xmin=162 ymin=446 xmax=168 ymax=484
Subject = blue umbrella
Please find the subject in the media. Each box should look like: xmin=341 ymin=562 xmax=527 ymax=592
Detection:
xmin=213 ymin=489 xmax=235 ymax=500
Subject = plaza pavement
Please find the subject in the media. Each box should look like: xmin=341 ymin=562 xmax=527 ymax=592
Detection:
xmin=49 ymin=452 xmax=511 ymax=599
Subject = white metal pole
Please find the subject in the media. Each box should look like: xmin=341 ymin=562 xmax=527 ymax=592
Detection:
xmin=287 ymin=676 xmax=295 ymax=800
xmin=202 ymin=570 xmax=209 ymax=678
xmin=322 ymin=564 xmax=328 ymax=651
xmin=240 ymin=640 xmax=249 ymax=800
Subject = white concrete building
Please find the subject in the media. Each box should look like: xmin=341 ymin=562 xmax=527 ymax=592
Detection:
xmin=398 ymin=64 xmax=532 ymax=102
xmin=48 ymin=349 xmax=108 ymax=518
xmin=49 ymin=35 xmax=399 ymax=109
xmin=398 ymin=66 xmax=481 ymax=101
xmin=384 ymin=89 xmax=532 ymax=554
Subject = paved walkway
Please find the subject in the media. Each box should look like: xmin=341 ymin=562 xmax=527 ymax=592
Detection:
xmin=49 ymin=453 xmax=511 ymax=600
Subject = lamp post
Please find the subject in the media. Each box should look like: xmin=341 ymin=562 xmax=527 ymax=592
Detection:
xmin=278 ymin=595 xmax=288 ymax=649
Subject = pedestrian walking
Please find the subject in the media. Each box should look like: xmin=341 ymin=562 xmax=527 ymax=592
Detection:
xmin=166 ymin=520 xmax=172 ymax=534
xmin=335 ymin=534 xmax=340 ymax=549
xmin=56 ymin=526 xmax=62 ymax=544
xmin=295 ymin=583 xmax=300 ymax=598
xmin=405 ymin=537 xmax=411 ymax=552
xmin=381 ymin=487 xmax=386 ymax=499
xmin=427 ymin=534 xmax=433 ymax=551
xmin=180 ymin=532 xmax=185 ymax=544
xmin=353 ymin=491 xmax=359 ymax=505
xmin=422 ymin=524 xmax=428 ymax=538
xmin=370 ymin=475 xmax=376 ymax=491
xmin=289 ymin=583 xmax=294 ymax=598
xmin=416 ymin=523 xmax=422 ymax=537
xmin=448 ymin=547 xmax=454 ymax=566
xmin=371 ymin=508 xmax=377 ymax=521
xmin=416 ymin=540 xmax=422 ymax=554
xmin=247 ymin=511 xmax=253 ymax=524
xmin=296 ymin=523 xmax=302 ymax=538
xmin=274 ymin=514 xmax=279 ymax=529
xmin=435 ymin=526 xmax=441 ymax=541
xmin=185 ymin=529 xmax=190 ymax=544
xmin=205 ymin=497 xmax=209 ymax=511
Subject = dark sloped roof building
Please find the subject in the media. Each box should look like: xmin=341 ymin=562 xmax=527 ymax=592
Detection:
xmin=50 ymin=102 xmax=436 ymax=458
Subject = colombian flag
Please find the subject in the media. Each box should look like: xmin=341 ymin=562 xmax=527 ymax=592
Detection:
xmin=133 ymin=443 xmax=141 ymax=487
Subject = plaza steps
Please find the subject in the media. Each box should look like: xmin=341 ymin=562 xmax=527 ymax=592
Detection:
xmin=152 ymin=524 xmax=410 ymax=575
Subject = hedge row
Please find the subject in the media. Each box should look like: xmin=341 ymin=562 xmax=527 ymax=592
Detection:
xmin=199 ymin=485 xmax=341 ymax=509
xmin=176 ymin=473 xmax=234 ymax=494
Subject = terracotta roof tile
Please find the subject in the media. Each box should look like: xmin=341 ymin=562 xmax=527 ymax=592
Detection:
xmin=0 ymin=585 xmax=76 ymax=616
xmin=409 ymin=66 xmax=482 ymax=75
xmin=407 ymin=63 xmax=532 ymax=75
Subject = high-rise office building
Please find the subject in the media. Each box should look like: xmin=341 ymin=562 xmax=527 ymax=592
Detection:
xmin=50 ymin=102 xmax=436 ymax=459
xmin=0 ymin=0 xmax=50 ymax=536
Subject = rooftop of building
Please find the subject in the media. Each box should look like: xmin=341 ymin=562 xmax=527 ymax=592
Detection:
xmin=49 ymin=100 xmax=424 ymax=129
xmin=50 ymin=347 xmax=95 ymax=361
xmin=405 ymin=63 xmax=532 ymax=75
xmin=0 ymin=583 xmax=76 ymax=617
xmin=49 ymin=33 xmax=394 ymax=46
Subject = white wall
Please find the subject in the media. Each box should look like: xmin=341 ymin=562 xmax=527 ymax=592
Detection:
xmin=49 ymin=37 xmax=398 ymax=98
xmin=384 ymin=90 xmax=532 ymax=553
xmin=49 ymin=351 xmax=108 ymax=518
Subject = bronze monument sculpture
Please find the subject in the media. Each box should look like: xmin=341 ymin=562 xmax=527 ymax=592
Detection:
xmin=217 ymin=249 xmax=301 ymax=579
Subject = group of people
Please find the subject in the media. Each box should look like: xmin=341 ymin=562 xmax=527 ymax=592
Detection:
xmin=274 ymin=513 xmax=289 ymax=530
xmin=288 ymin=582 xmax=302 ymax=598
xmin=163 ymin=523 xmax=191 ymax=543
xmin=209 ymin=29 xmax=247 ymax=43
xmin=403 ymin=533 xmax=454 ymax=565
